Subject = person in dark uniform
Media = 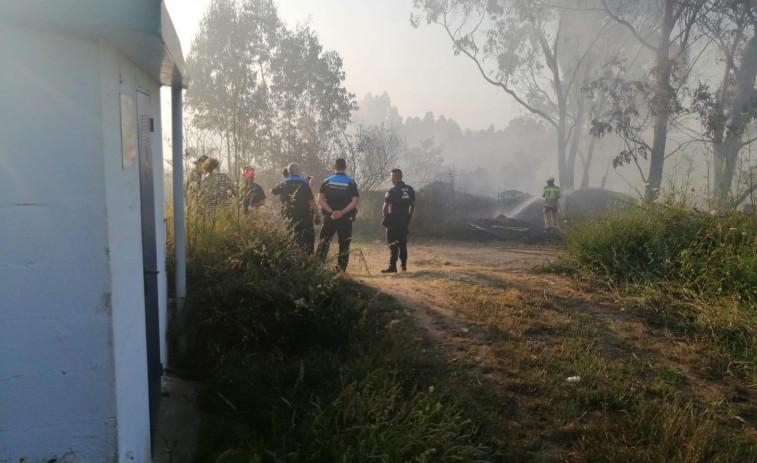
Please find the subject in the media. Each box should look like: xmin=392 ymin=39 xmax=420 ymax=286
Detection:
xmin=239 ymin=166 xmax=266 ymax=214
xmin=316 ymin=158 xmax=360 ymax=272
xmin=271 ymin=162 xmax=321 ymax=253
xmin=381 ymin=168 xmax=416 ymax=273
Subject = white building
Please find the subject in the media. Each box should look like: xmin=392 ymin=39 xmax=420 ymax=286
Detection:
xmin=0 ymin=1 xmax=187 ymax=461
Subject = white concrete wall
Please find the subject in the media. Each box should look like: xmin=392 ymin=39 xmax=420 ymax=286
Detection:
xmin=0 ymin=24 xmax=168 ymax=463
xmin=98 ymin=41 xmax=153 ymax=463
xmin=0 ymin=24 xmax=119 ymax=462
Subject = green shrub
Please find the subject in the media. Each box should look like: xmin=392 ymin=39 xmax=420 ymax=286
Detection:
xmin=174 ymin=209 xmax=362 ymax=370
xmin=173 ymin=209 xmax=501 ymax=462
xmin=677 ymin=212 xmax=757 ymax=306
xmin=562 ymin=206 xmax=757 ymax=383
xmin=199 ymin=363 xmax=494 ymax=463
xmin=564 ymin=206 xmax=756 ymax=291
xmin=565 ymin=206 xmax=693 ymax=282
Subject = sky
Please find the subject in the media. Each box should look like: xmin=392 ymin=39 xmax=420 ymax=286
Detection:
xmin=163 ymin=0 xmax=520 ymax=131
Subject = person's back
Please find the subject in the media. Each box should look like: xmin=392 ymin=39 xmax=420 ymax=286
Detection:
xmin=185 ymin=155 xmax=209 ymax=203
xmin=273 ymin=163 xmax=320 ymax=254
xmin=316 ymin=158 xmax=360 ymax=271
xmin=386 ymin=181 xmax=415 ymax=217
xmin=277 ymin=175 xmax=313 ymax=222
xmin=542 ymin=177 xmax=560 ymax=231
xmin=543 ymin=181 xmax=560 ymax=207
xmin=320 ymin=173 xmax=359 ymax=219
xmin=201 ymin=158 xmax=236 ymax=209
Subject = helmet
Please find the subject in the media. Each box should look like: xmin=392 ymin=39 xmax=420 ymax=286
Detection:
xmin=547 ymin=176 xmax=554 ymax=183
xmin=243 ymin=166 xmax=255 ymax=178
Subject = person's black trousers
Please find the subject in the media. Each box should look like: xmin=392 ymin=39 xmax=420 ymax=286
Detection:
xmin=317 ymin=216 xmax=353 ymax=271
xmin=385 ymin=217 xmax=410 ymax=268
xmin=291 ymin=219 xmax=315 ymax=255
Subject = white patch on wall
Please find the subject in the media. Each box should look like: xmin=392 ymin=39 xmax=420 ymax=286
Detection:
xmin=120 ymin=92 xmax=136 ymax=169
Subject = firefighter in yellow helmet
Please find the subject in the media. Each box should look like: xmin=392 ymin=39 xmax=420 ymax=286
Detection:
xmin=542 ymin=176 xmax=561 ymax=232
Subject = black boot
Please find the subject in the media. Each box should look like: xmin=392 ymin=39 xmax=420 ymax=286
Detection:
xmin=381 ymin=266 xmax=397 ymax=273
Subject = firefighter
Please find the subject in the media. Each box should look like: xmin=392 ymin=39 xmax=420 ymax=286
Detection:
xmin=542 ymin=176 xmax=561 ymax=232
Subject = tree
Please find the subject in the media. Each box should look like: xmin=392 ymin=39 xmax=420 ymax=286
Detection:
xmin=352 ymin=92 xmax=404 ymax=127
xmin=185 ymin=0 xmax=355 ymax=179
xmin=340 ymin=122 xmax=407 ymax=191
xmin=593 ymin=0 xmax=710 ymax=203
xmin=271 ymin=25 xmax=357 ymax=174
xmin=405 ymin=137 xmax=445 ymax=188
xmin=185 ymin=0 xmax=279 ymax=176
xmin=693 ymin=0 xmax=757 ymax=207
xmin=411 ymin=0 xmax=614 ymax=191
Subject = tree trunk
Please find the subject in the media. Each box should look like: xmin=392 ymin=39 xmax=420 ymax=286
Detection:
xmin=712 ymin=59 xmax=730 ymax=205
xmin=580 ymin=135 xmax=597 ymax=189
xmin=538 ymin=23 xmax=572 ymax=192
xmin=714 ymin=34 xmax=757 ymax=207
xmin=644 ymin=0 xmax=674 ymax=204
xmin=568 ymin=92 xmax=587 ymax=189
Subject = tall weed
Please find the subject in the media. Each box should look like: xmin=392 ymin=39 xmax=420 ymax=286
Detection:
xmin=566 ymin=206 xmax=700 ymax=282
xmin=566 ymin=206 xmax=757 ymax=305
xmin=677 ymin=212 xmax=757 ymax=306
xmin=563 ymin=206 xmax=757 ymax=384
xmin=174 ymin=209 xmax=499 ymax=462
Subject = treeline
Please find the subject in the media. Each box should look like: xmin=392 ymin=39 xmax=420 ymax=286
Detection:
xmin=181 ymin=0 xmax=757 ymax=211
xmin=412 ymin=0 xmax=757 ymax=208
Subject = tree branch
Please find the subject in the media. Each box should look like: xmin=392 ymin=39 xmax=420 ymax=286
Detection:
xmin=437 ymin=19 xmax=559 ymax=127
xmin=600 ymin=0 xmax=657 ymax=52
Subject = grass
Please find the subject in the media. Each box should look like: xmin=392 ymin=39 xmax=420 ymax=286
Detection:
xmin=172 ymin=209 xmax=499 ymax=462
xmin=170 ymin=203 xmax=757 ymax=462
xmin=434 ymin=266 xmax=756 ymax=462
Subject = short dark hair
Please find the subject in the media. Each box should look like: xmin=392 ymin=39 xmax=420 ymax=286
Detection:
xmin=391 ymin=168 xmax=403 ymax=178
xmin=334 ymin=158 xmax=347 ymax=170
xmin=204 ymin=158 xmax=220 ymax=173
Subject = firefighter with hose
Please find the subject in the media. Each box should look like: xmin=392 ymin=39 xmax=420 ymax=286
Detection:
xmin=542 ymin=176 xmax=561 ymax=233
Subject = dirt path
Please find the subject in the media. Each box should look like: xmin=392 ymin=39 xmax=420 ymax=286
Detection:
xmin=348 ymin=239 xmax=572 ymax=362
xmin=346 ymin=239 xmax=695 ymax=393
xmin=346 ymin=239 xmax=750 ymax=412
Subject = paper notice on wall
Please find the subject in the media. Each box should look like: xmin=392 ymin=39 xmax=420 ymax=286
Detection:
xmin=120 ymin=93 xmax=136 ymax=169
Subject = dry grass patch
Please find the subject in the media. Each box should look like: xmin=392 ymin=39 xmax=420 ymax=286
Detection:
xmin=422 ymin=268 xmax=756 ymax=461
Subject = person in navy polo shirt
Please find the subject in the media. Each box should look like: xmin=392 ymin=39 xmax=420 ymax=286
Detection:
xmin=316 ymin=158 xmax=360 ymax=272
xmin=271 ymin=162 xmax=321 ymax=253
xmin=381 ymin=168 xmax=416 ymax=273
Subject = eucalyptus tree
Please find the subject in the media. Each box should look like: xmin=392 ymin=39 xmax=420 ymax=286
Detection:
xmin=185 ymin=0 xmax=355 ymax=178
xmin=411 ymin=0 xmax=615 ymax=191
xmin=693 ymin=0 xmax=757 ymax=208
xmin=271 ymin=25 xmax=357 ymax=175
xmin=590 ymin=0 xmax=710 ymax=203
xmin=185 ymin=0 xmax=278 ymax=176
